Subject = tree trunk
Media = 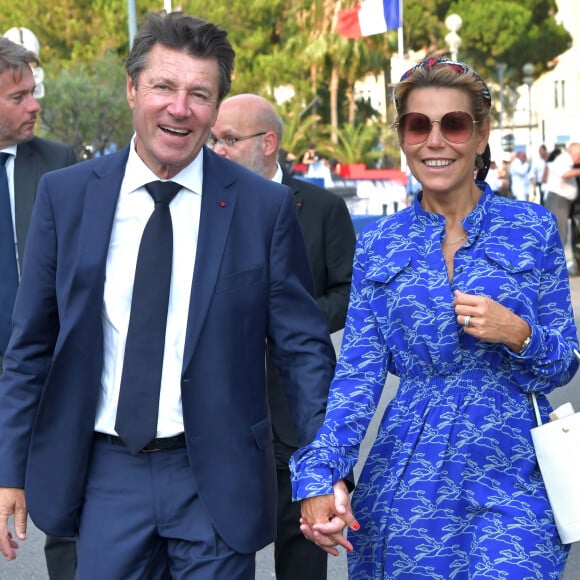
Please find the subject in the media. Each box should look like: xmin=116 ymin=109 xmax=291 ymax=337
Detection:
xmin=330 ymin=61 xmax=339 ymax=143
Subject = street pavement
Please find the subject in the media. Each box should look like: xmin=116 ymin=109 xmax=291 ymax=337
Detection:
xmin=2 ymin=276 xmax=580 ymax=579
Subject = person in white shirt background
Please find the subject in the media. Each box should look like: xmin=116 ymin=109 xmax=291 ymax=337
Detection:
xmin=532 ymin=144 xmax=549 ymax=205
xmin=510 ymin=150 xmax=533 ymax=201
xmin=545 ymin=143 xmax=580 ymax=265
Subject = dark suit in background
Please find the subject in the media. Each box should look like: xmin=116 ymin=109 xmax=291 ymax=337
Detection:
xmin=211 ymin=93 xmax=356 ymax=579
xmin=10 ymin=139 xmax=78 ymax=580
xmin=12 ymin=138 xmax=77 ymax=268
xmin=271 ymin=172 xmax=355 ymax=579
xmin=0 ymin=38 xmax=78 ymax=580
xmin=15 ymin=138 xmax=78 ymax=580
xmin=271 ymin=170 xmax=354 ymax=444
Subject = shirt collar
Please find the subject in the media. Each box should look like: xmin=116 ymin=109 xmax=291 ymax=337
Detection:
xmin=1 ymin=145 xmax=18 ymax=158
xmin=272 ymin=163 xmax=283 ymax=184
xmin=121 ymin=135 xmax=204 ymax=196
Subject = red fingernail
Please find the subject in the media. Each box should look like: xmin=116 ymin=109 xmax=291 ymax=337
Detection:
xmin=352 ymin=522 xmax=360 ymax=531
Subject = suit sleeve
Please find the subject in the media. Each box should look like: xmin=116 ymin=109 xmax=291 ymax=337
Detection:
xmin=266 ymin=189 xmax=336 ymax=447
xmin=317 ymin=195 xmax=355 ymax=333
xmin=65 ymin=146 xmax=78 ymax=166
xmin=0 ymin=178 xmax=58 ymax=486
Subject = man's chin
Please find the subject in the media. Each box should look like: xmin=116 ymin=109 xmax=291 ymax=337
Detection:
xmin=17 ymin=131 xmax=36 ymax=144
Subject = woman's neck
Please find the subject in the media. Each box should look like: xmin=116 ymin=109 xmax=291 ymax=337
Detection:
xmin=420 ymin=183 xmax=482 ymax=220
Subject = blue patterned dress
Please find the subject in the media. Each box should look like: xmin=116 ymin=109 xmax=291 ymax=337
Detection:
xmin=291 ymin=184 xmax=579 ymax=579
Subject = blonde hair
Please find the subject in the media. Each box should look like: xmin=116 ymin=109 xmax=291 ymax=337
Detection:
xmin=394 ymin=65 xmax=491 ymax=125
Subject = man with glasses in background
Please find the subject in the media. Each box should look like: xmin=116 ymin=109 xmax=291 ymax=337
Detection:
xmin=210 ymin=93 xmax=355 ymax=580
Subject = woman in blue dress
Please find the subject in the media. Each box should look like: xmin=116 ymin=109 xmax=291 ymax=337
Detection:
xmin=291 ymin=58 xmax=579 ymax=579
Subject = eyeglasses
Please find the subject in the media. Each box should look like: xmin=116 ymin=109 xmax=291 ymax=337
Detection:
xmin=393 ymin=111 xmax=478 ymax=145
xmin=207 ymin=132 xmax=266 ymax=149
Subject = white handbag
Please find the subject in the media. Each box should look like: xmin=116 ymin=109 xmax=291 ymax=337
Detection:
xmin=530 ymin=387 xmax=580 ymax=544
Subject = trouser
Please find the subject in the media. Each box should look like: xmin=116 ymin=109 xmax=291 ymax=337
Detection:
xmin=545 ymin=192 xmax=573 ymax=247
xmin=75 ymin=437 xmax=255 ymax=580
xmin=44 ymin=534 xmax=77 ymax=580
xmin=274 ymin=441 xmax=327 ymax=580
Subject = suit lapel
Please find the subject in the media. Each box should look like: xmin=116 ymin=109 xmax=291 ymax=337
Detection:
xmin=69 ymin=149 xmax=129 ymax=315
xmin=282 ymin=173 xmax=305 ymax=217
xmin=13 ymin=142 xmax=40 ymax=265
xmin=182 ymin=150 xmax=238 ymax=371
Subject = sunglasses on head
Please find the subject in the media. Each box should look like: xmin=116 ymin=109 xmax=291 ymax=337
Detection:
xmin=394 ymin=111 xmax=478 ymax=145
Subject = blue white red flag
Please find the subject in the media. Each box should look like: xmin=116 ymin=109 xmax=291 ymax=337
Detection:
xmin=336 ymin=0 xmax=401 ymax=38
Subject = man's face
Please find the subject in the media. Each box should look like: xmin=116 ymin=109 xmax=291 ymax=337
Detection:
xmin=127 ymin=43 xmax=221 ymax=180
xmin=210 ymin=101 xmax=269 ymax=178
xmin=0 ymin=66 xmax=40 ymax=148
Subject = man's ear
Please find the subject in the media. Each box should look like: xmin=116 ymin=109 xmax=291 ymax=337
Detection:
xmin=262 ymin=131 xmax=278 ymax=156
xmin=126 ymin=74 xmax=136 ymax=110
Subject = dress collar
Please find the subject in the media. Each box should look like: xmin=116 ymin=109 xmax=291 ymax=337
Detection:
xmin=413 ymin=182 xmax=492 ymax=244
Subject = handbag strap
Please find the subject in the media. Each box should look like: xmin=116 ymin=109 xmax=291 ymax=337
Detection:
xmin=529 ymin=348 xmax=580 ymax=427
xmin=530 ymin=391 xmax=542 ymax=427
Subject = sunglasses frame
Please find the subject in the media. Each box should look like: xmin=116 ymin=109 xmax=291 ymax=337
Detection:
xmin=393 ymin=111 xmax=479 ymax=145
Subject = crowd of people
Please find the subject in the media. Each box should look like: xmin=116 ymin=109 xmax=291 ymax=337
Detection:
xmin=485 ymin=142 xmax=580 ymax=275
xmin=0 ymin=9 xmax=579 ymax=580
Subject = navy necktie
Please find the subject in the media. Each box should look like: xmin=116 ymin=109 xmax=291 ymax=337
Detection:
xmin=0 ymin=152 xmax=18 ymax=354
xmin=115 ymin=180 xmax=181 ymax=453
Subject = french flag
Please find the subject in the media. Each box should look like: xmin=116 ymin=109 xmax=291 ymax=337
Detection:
xmin=336 ymin=0 xmax=401 ymax=39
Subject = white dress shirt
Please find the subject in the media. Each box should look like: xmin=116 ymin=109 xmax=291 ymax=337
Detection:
xmin=95 ymin=140 xmax=203 ymax=437
xmin=1 ymin=145 xmax=20 ymax=273
xmin=546 ymin=150 xmax=578 ymax=201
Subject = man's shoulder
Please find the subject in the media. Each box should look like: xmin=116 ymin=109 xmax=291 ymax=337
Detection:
xmin=282 ymin=173 xmax=345 ymax=205
xmin=23 ymin=136 xmax=75 ymax=156
xmin=17 ymin=137 xmax=77 ymax=171
xmin=206 ymin=148 xmax=288 ymax=195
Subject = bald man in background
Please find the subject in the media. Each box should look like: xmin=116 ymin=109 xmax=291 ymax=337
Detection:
xmin=210 ymin=94 xmax=355 ymax=580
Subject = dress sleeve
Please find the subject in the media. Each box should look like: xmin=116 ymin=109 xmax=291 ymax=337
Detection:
xmin=290 ymin=234 xmax=389 ymax=500
xmin=507 ymin=209 xmax=579 ymax=391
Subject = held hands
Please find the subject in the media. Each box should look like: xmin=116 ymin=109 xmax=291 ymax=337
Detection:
xmin=453 ymin=290 xmax=531 ymax=353
xmin=299 ymin=479 xmax=359 ymax=556
xmin=0 ymin=487 xmax=27 ymax=560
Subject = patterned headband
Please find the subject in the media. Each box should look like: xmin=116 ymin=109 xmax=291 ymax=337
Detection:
xmin=398 ymin=57 xmax=492 ymax=110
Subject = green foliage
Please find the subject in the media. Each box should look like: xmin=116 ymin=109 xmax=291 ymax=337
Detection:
xmin=318 ymin=122 xmax=384 ymax=166
xmin=277 ymin=102 xmax=323 ymax=161
xmin=1 ymin=0 xmax=571 ymax=164
xmin=39 ymin=52 xmax=133 ymax=156
xmin=0 ymin=0 xmax=131 ymax=64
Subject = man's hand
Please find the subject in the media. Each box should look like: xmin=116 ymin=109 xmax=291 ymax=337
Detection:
xmin=299 ymin=479 xmax=359 ymax=556
xmin=0 ymin=488 xmax=27 ymax=560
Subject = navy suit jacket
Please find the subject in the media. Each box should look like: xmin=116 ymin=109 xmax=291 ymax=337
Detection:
xmin=13 ymin=137 xmax=77 ymax=268
xmin=0 ymin=145 xmax=335 ymax=554
xmin=0 ymin=137 xmax=76 ymax=357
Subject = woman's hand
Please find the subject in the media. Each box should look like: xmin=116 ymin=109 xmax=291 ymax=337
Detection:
xmin=453 ymin=290 xmax=531 ymax=353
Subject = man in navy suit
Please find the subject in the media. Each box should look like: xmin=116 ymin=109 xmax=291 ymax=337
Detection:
xmin=211 ymin=94 xmax=355 ymax=580
xmin=0 ymin=12 xmax=334 ymax=579
xmin=0 ymin=37 xmax=77 ymax=580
